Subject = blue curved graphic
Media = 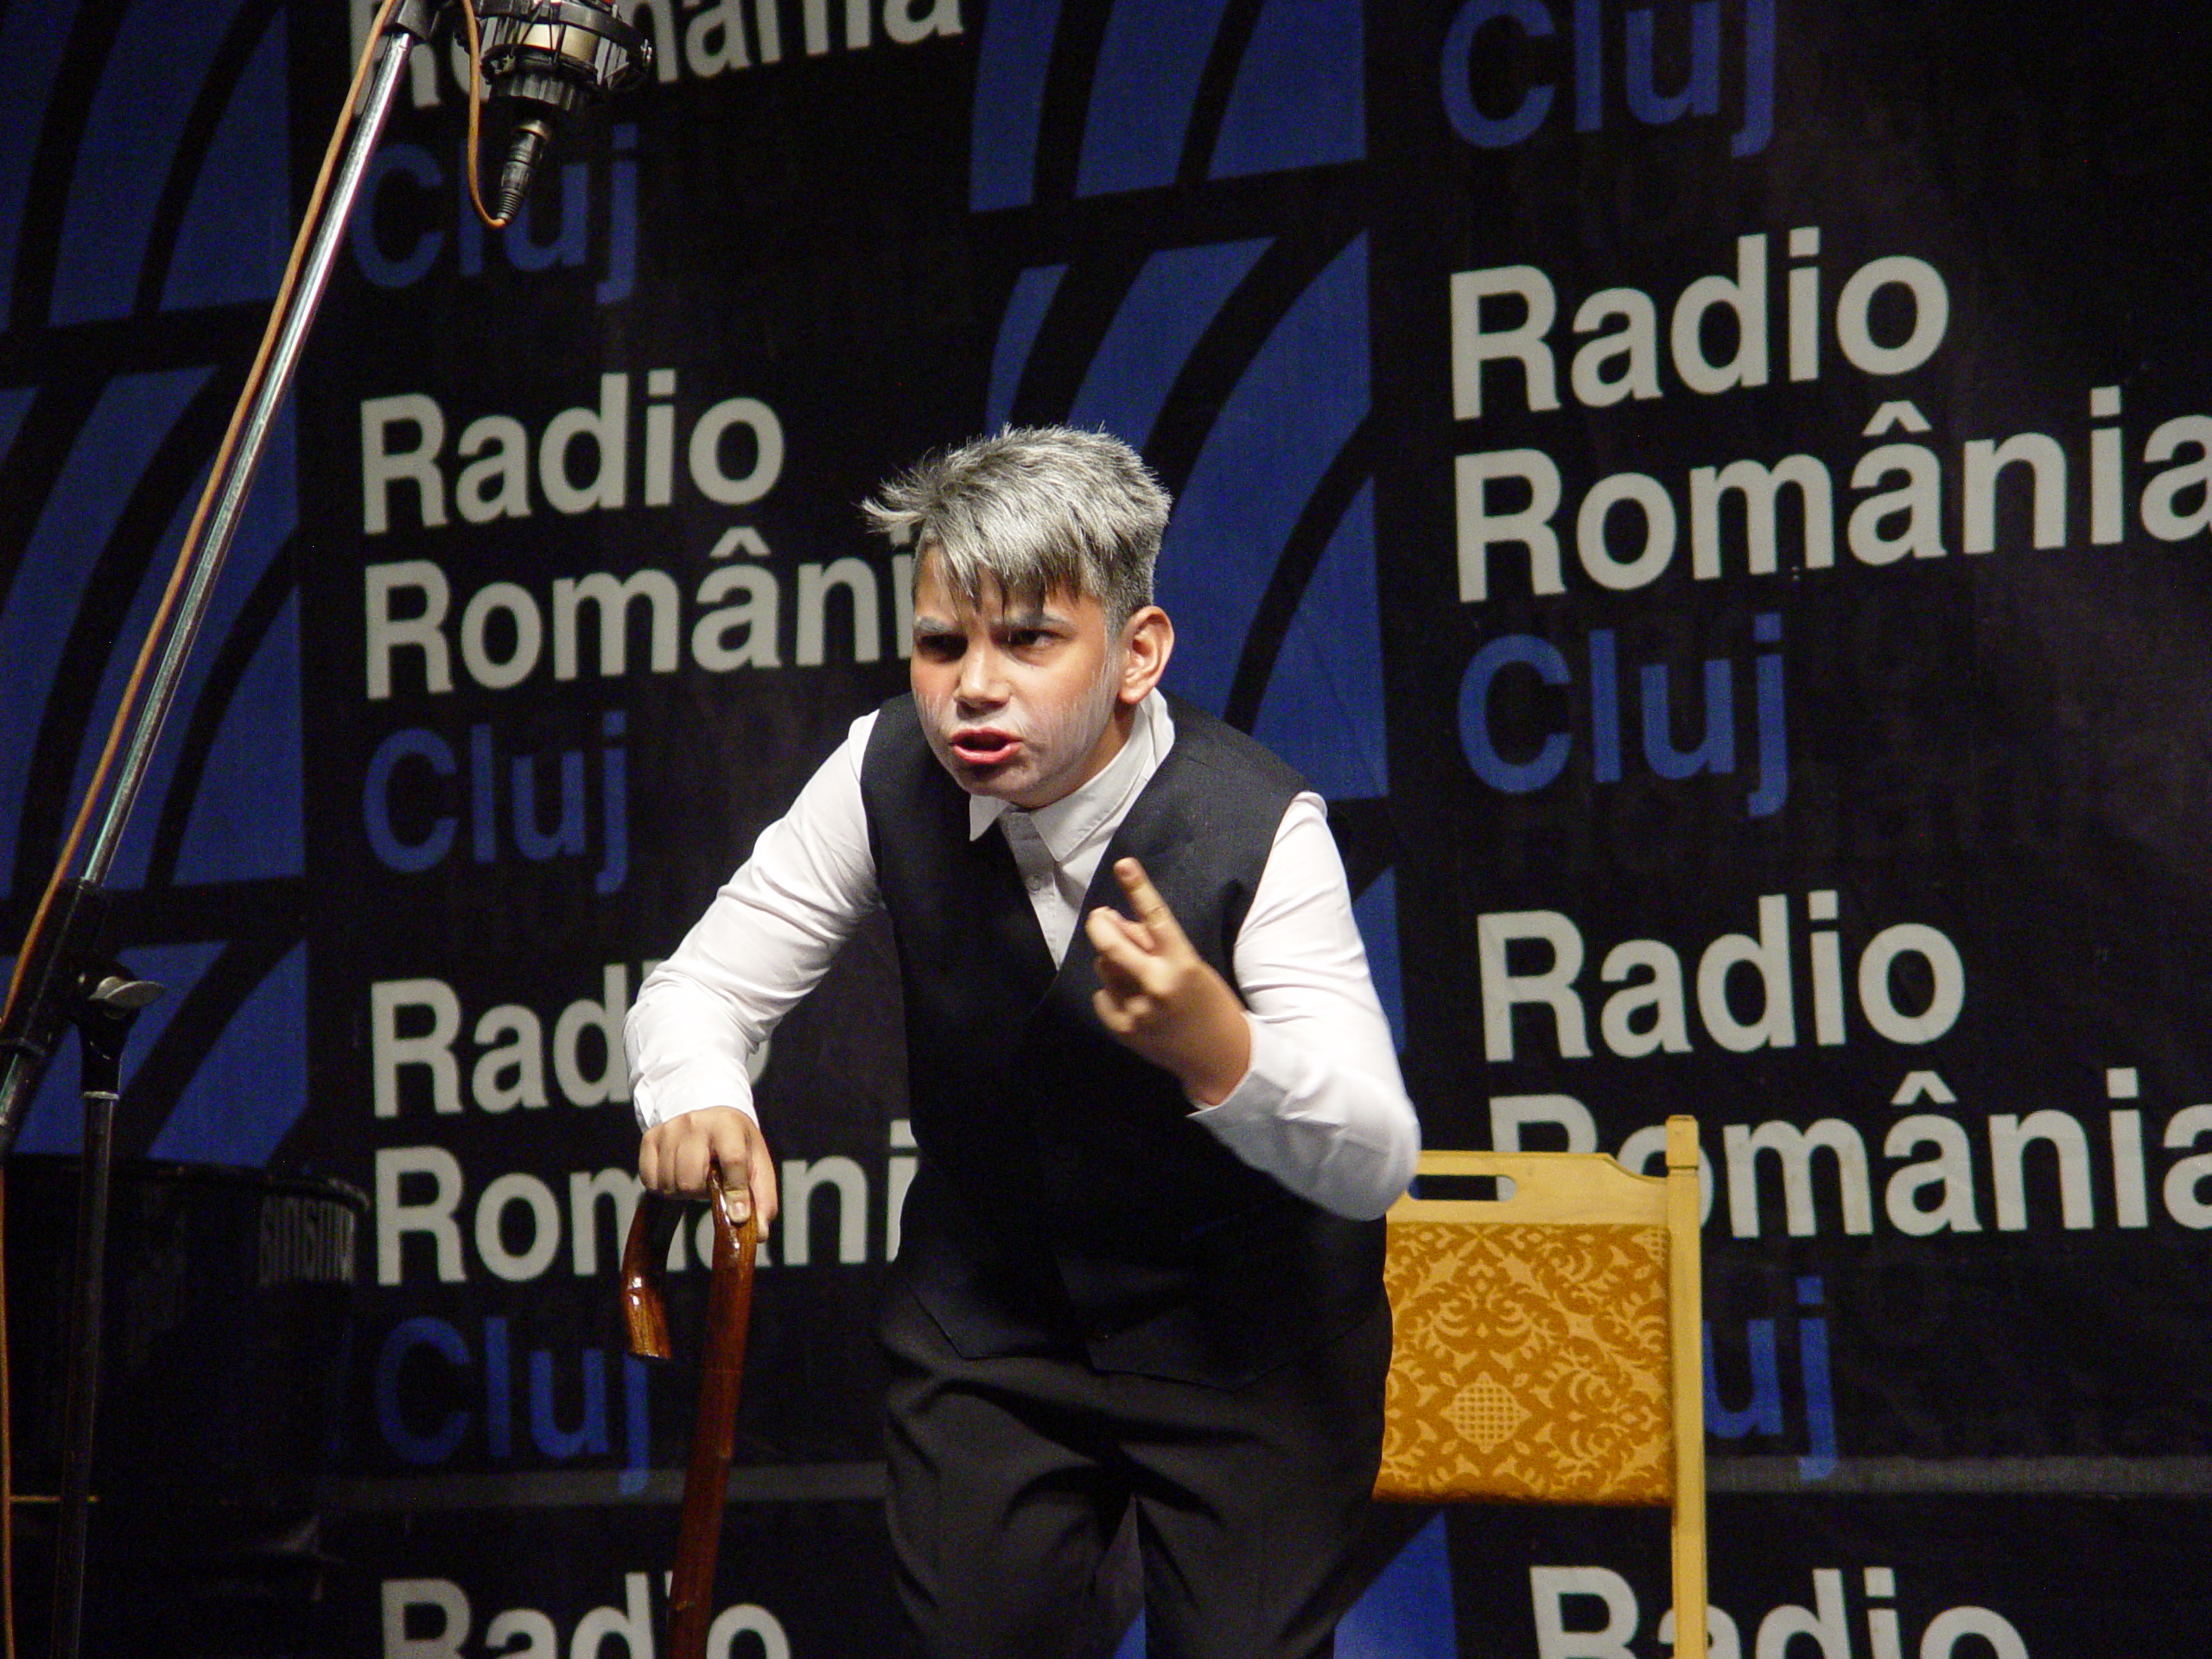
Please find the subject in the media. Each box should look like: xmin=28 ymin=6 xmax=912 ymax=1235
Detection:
xmin=1253 ymin=480 xmax=1385 ymax=798
xmin=149 ymin=940 xmax=308 ymax=1165
xmin=1155 ymin=233 xmax=1369 ymax=715
xmin=0 ymin=367 xmax=213 ymax=898
xmin=987 ymin=264 xmax=1068 ymax=426
xmin=974 ymin=0 xmax=1366 ymax=207
xmin=1114 ymin=1514 xmax=1452 ymax=1658
xmin=0 ymin=0 xmax=76 ymax=331
xmin=52 ymin=0 xmax=258 ymax=325
xmin=1077 ymin=0 xmax=1234 ymax=197
xmin=176 ymin=589 xmax=303 ymax=884
xmin=1337 ymin=1516 xmax=1454 ymax=1656
xmin=1248 ymin=479 xmax=1402 ymax=1060
xmin=0 ymin=389 xmax=35 ymax=458
xmin=16 ymin=933 xmax=309 ymax=1169
xmin=10 ymin=940 xmax=226 ymax=1153
xmin=164 ymin=7 xmax=287 ymax=312
xmin=969 ymin=0 xmax=1064 ymax=210
xmin=1211 ymin=0 xmax=1365 ymax=177
xmin=65 ymin=404 xmax=297 ymax=890
xmin=1068 ymin=239 xmax=1270 ymax=447
xmin=5 ymin=0 xmax=308 ymax=1179
xmin=1351 ymin=867 xmax=1404 ymax=1047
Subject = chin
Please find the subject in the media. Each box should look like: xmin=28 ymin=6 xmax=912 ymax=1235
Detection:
xmin=979 ymin=772 xmax=1047 ymax=804
xmin=930 ymin=747 xmax=1033 ymax=802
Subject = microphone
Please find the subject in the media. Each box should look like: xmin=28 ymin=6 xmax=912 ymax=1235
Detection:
xmin=476 ymin=0 xmax=652 ymax=224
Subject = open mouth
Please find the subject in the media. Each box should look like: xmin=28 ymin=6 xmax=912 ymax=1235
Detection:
xmin=949 ymin=729 xmax=1020 ymax=767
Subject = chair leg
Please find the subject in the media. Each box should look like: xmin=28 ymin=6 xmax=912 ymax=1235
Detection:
xmin=1666 ymin=1117 xmax=1707 ymax=1659
xmin=1670 ymin=1497 xmax=1707 ymax=1659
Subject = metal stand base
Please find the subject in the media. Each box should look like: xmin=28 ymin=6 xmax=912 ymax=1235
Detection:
xmin=46 ymin=974 xmax=162 ymax=1659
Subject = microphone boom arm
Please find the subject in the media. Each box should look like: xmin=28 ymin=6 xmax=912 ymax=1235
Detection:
xmin=0 ymin=0 xmax=438 ymax=1150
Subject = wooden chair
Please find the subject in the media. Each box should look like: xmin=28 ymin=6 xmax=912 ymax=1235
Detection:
xmin=1374 ymin=1116 xmax=1706 ymax=1659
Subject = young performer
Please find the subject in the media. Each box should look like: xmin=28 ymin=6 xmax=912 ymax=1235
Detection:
xmin=626 ymin=426 xmax=1421 ymax=1658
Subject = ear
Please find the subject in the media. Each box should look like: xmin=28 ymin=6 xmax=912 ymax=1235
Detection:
xmin=1116 ymin=605 xmax=1173 ymax=705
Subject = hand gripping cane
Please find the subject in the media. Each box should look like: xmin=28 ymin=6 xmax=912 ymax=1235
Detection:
xmin=620 ymin=1174 xmax=760 ymax=1659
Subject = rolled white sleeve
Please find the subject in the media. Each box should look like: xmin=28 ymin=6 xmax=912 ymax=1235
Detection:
xmin=624 ymin=713 xmax=882 ymax=1130
xmin=1188 ymin=794 xmax=1421 ymax=1220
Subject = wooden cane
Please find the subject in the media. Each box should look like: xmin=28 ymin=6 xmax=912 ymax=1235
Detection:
xmin=620 ymin=1175 xmax=760 ymax=1659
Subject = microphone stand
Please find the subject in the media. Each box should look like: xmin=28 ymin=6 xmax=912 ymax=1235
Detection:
xmin=46 ymin=974 xmax=162 ymax=1659
xmin=0 ymin=3 xmax=437 ymax=1651
xmin=0 ymin=0 xmax=652 ymax=1157
xmin=0 ymin=0 xmax=649 ymax=1641
xmin=0 ymin=0 xmax=442 ymax=1154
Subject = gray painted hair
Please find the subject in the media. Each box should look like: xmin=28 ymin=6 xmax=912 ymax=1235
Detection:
xmin=862 ymin=426 xmax=1170 ymax=631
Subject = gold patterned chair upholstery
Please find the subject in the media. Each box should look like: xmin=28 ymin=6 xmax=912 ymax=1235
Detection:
xmin=1374 ymin=1116 xmax=1707 ymax=1659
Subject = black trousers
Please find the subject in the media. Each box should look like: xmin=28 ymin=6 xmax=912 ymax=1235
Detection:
xmin=879 ymin=1290 xmax=1392 ymax=1659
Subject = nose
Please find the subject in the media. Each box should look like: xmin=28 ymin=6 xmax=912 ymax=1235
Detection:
xmin=954 ymin=640 xmax=1007 ymax=710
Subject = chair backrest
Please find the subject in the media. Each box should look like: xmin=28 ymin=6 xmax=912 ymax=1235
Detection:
xmin=1374 ymin=1116 xmax=1702 ymax=1510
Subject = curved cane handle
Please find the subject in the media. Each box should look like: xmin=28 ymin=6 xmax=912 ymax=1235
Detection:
xmin=620 ymin=1186 xmax=681 ymax=1360
xmin=617 ymin=1174 xmax=760 ymax=1659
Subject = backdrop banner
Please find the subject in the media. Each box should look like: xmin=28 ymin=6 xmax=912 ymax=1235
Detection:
xmin=4 ymin=0 xmax=2209 ymax=1650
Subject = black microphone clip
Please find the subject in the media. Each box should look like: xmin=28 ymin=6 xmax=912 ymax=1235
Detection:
xmin=476 ymin=0 xmax=652 ymax=223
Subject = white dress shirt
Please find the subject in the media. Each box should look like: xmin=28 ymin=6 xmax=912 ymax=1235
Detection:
xmin=625 ymin=692 xmax=1421 ymax=1220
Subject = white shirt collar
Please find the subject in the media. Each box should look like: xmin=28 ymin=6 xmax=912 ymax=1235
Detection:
xmin=967 ymin=690 xmax=1173 ymax=857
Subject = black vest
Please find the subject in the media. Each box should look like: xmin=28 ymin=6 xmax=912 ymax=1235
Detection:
xmin=861 ymin=693 xmax=1382 ymax=1387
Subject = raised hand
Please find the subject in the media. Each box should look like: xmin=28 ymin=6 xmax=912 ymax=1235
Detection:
xmin=1084 ymin=857 xmax=1252 ymax=1105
